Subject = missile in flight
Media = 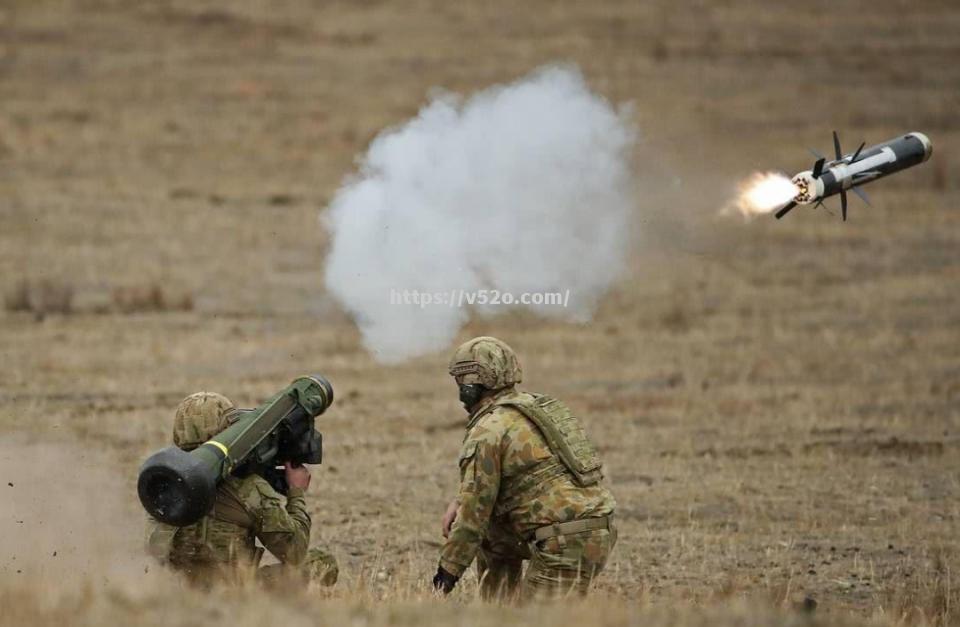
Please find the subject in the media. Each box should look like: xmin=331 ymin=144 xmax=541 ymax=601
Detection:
xmin=775 ymin=131 xmax=932 ymax=220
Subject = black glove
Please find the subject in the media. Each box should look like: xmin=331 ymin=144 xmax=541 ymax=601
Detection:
xmin=432 ymin=566 xmax=459 ymax=595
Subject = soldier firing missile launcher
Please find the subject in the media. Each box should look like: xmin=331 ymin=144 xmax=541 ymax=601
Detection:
xmin=137 ymin=375 xmax=333 ymax=526
xmin=775 ymin=131 xmax=932 ymax=220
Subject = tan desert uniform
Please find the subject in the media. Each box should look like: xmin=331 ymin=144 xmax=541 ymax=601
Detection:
xmin=144 ymin=392 xmax=337 ymax=587
xmin=440 ymin=337 xmax=617 ymax=599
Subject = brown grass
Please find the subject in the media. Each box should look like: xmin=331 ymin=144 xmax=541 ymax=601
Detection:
xmin=3 ymin=278 xmax=74 ymax=318
xmin=111 ymin=284 xmax=194 ymax=314
xmin=0 ymin=0 xmax=958 ymax=625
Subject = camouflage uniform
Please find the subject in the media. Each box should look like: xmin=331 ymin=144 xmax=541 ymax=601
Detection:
xmin=439 ymin=337 xmax=617 ymax=600
xmin=145 ymin=392 xmax=338 ymax=587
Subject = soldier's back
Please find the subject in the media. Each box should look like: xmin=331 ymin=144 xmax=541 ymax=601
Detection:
xmin=473 ymin=391 xmax=616 ymax=535
xmin=147 ymin=474 xmax=271 ymax=579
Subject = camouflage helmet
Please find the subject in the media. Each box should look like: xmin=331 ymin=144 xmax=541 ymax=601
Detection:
xmin=448 ymin=336 xmax=523 ymax=390
xmin=172 ymin=392 xmax=235 ymax=451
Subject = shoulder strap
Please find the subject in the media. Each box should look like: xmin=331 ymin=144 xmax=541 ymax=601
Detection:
xmin=211 ymin=482 xmax=256 ymax=528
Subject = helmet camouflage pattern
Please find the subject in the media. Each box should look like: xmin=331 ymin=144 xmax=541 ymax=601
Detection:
xmin=448 ymin=336 xmax=523 ymax=390
xmin=172 ymin=391 xmax=235 ymax=450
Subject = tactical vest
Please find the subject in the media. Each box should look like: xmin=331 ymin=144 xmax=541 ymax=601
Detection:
xmin=496 ymin=393 xmax=604 ymax=488
xmin=146 ymin=483 xmax=257 ymax=563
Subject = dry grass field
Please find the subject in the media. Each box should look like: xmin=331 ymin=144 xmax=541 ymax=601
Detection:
xmin=1 ymin=0 xmax=959 ymax=625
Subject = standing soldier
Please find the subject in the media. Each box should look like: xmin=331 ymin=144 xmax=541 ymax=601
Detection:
xmin=432 ymin=336 xmax=617 ymax=600
xmin=145 ymin=392 xmax=338 ymax=588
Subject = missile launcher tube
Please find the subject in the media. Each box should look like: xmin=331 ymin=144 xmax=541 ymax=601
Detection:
xmin=137 ymin=375 xmax=333 ymax=526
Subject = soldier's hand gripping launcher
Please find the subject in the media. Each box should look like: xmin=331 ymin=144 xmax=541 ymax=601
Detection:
xmin=137 ymin=375 xmax=333 ymax=526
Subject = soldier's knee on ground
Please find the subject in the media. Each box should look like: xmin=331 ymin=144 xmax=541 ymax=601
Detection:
xmin=477 ymin=555 xmax=524 ymax=600
xmin=256 ymin=547 xmax=338 ymax=588
xmin=303 ymin=546 xmax=338 ymax=586
xmin=476 ymin=526 xmax=529 ymax=599
xmin=521 ymin=528 xmax=615 ymax=600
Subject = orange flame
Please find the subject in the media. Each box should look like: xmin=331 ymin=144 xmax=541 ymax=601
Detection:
xmin=725 ymin=172 xmax=798 ymax=218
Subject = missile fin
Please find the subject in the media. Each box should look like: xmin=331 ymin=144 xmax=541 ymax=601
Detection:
xmin=833 ymin=131 xmax=842 ymax=160
xmin=774 ymin=201 xmax=797 ymax=219
xmin=812 ymin=157 xmax=826 ymax=178
xmin=840 ymin=190 xmax=848 ymax=221
xmin=853 ymin=171 xmax=880 ymax=184
xmin=851 ymin=186 xmax=870 ymax=205
xmin=850 ymin=141 xmax=866 ymax=163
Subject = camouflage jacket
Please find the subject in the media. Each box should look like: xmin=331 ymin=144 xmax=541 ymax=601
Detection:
xmin=145 ymin=473 xmax=311 ymax=577
xmin=439 ymin=388 xmax=616 ymax=577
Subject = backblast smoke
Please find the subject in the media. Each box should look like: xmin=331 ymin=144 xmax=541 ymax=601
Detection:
xmin=322 ymin=66 xmax=637 ymax=362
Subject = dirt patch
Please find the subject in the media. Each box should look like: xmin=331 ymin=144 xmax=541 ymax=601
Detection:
xmin=802 ymin=437 xmax=947 ymax=459
xmin=0 ymin=437 xmax=160 ymax=593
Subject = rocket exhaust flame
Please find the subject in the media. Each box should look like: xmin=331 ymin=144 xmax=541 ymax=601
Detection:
xmin=726 ymin=172 xmax=799 ymax=218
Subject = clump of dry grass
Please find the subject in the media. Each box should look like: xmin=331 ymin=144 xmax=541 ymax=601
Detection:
xmin=3 ymin=279 xmax=195 ymax=317
xmin=0 ymin=579 xmax=893 ymax=627
xmin=3 ymin=278 xmax=74 ymax=319
xmin=110 ymin=283 xmax=194 ymax=314
xmin=878 ymin=548 xmax=958 ymax=626
xmin=659 ymin=304 xmax=690 ymax=333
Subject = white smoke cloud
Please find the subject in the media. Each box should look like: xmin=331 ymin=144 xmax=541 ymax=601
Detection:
xmin=322 ymin=65 xmax=637 ymax=362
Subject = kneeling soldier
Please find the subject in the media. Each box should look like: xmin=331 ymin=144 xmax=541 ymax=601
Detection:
xmin=145 ymin=392 xmax=338 ymax=588
xmin=433 ymin=336 xmax=617 ymax=600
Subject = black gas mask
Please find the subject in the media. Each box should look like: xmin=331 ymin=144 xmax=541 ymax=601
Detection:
xmin=458 ymin=383 xmax=485 ymax=411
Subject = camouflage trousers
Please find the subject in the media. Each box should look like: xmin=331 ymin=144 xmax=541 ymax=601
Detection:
xmin=476 ymin=520 xmax=616 ymax=601
xmin=259 ymin=546 xmax=339 ymax=587
xmin=173 ymin=546 xmax=338 ymax=588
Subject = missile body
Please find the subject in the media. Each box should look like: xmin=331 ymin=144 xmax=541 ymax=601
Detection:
xmin=776 ymin=132 xmax=932 ymax=220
